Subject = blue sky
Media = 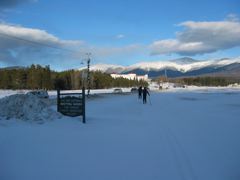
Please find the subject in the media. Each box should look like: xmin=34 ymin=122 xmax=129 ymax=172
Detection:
xmin=0 ymin=0 xmax=240 ymax=70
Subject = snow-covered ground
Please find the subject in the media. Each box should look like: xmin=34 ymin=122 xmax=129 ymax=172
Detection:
xmin=1 ymin=84 xmax=240 ymax=99
xmin=0 ymin=89 xmax=240 ymax=180
xmin=0 ymin=88 xmax=132 ymax=99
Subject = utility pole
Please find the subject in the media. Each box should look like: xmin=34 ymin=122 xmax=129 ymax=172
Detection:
xmin=86 ymin=53 xmax=91 ymax=97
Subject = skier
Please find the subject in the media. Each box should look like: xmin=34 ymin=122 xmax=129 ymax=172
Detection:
xmin=138 ymin=86 xmax=142 ymax=99
xmin=142 ymin=87 xmax=150 ymax=104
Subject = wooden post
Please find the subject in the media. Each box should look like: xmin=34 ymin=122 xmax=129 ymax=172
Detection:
xmin=57 ymin=89 xmax=60 ymax=112
xmin=82 ymin=87 xmax=86 ymax=123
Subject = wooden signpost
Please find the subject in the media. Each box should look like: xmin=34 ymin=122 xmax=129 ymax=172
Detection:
xmin=57 ymin=88 xmax=86 ymax=123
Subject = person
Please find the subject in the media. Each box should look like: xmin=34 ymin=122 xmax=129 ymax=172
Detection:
xmin=138 ymin=86 xmax=142 ymax=99
xmin=142 ymin=87 xmax=150 ymax=104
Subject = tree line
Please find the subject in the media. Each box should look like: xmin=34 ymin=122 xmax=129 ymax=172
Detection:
xmin=0 ymin=64 xmax=148 ymax=90
xmin=169 ymin=76 xmax=239 ymax=86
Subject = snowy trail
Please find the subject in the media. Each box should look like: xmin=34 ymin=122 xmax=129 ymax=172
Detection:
xmin=0 ymin=92 xmax=240 ymax=180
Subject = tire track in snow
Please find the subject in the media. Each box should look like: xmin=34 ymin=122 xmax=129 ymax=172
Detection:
xmin=160 ymin=126 xmax=187 ymax=180
xmin=162 ymin=125 xmax=199 ymax=180
xmin=154 ymin=93 xmax=199 ymax=180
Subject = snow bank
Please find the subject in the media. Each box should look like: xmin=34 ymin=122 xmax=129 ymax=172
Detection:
xmin=0 ymin=94 xmax=60 ymax=123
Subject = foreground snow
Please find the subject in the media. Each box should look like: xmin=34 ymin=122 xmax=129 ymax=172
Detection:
xmin=0 ymin=91 xmax=240 ymax=180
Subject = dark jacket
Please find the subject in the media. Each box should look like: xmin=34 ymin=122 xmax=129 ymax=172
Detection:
xmin=143 ymin=88 xmax=150 ymax=97
xmin=138 ymin=87 xmax=142 ymax=95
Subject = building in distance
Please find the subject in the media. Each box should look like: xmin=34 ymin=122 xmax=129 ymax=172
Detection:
xmin=111 ymin=73 xmax=149 ymax=81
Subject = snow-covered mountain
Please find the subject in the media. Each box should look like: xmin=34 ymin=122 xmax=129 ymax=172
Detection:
xmin=89 ymin=64 xmax=125 ymax=74
xmin=82 ymin=57 xmax=240 ymax=78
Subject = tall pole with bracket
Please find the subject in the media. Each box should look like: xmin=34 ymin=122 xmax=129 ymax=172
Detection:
xmin=86 ymin=53 xmax=91 ymax=97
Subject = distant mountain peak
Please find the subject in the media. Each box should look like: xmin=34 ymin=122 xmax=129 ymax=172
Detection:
xmin=79 ymin=57 xmax=240 ymax=78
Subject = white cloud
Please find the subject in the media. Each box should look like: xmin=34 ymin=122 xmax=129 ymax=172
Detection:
xmin=150 ymin=19 xmax=240 ymax=56
xmin=116 ymin=34 xmax=125 ymax=39
xmin=0 ymin=23 xmax=83 ymax=46
xmin=0 ymin=23 xmax=144 ymax=69
xmin=0 ymin=23 xmax=84 ymax=66
xmin=225 ymin=14 xmax=239 ymax=22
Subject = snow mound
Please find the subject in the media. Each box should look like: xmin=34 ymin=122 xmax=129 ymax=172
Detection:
xmin=0 ymin=94 xmax=61 ymax=123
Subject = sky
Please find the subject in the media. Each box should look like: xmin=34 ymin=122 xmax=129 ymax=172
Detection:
xmin=0 ymin=0 xmax=240 ymax=70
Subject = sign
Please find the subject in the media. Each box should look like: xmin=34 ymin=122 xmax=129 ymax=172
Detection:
xmin=57 ymin=88 xmax=86 ymax=123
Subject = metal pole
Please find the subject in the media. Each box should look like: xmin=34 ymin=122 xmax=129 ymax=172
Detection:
xmin=57 ymin=89 xmax=60 ymax=112
xmin=86 ymin=53 xmax=91 ymax=97
xmin=82 ymin=86 xmax=86 ymax=123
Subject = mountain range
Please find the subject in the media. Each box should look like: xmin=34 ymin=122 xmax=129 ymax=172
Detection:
xmin=84 ymin=57 xmax=240 ymax=78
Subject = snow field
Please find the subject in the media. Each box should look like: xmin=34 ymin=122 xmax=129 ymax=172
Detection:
xmin=0 ymin=90 xmax=240 ymax=180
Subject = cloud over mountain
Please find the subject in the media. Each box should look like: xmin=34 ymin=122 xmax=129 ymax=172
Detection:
xmin=150 ymin=20 xmax=240 ymax=56
xmin=1 ymin=16 xmax=240 ymax=70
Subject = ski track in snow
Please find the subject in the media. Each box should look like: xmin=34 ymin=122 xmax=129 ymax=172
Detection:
xmin=0 ymin=90 xmax=240 ymax=180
